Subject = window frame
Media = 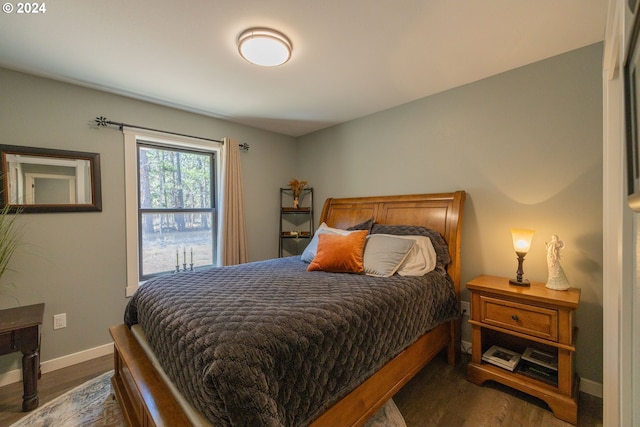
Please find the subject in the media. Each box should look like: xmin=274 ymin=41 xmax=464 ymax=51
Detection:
xmin=123 ymin=128 xmax=223 ymax=297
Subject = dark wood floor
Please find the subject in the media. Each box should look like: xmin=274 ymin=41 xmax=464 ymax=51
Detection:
xmin=0 ymin=352 xmax=602 ymax=426
xmin=394 ymin=352 xmax=603 ymax=427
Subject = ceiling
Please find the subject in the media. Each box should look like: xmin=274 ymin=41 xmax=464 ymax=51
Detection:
xmin=0 ymin=1 xmax=608 ymax=137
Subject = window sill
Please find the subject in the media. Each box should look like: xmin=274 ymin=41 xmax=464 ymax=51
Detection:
xmin=125 ymin=280 xmax=147 ymax=298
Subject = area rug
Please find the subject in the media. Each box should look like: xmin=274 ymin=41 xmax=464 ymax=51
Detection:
xmin=11 ymin=370 xmax=407 ymax=427
xmin=10 ymin=371 xmax=123 ymax=427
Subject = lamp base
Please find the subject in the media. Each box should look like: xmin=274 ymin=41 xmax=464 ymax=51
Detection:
xmin=509 ymin=278 xmax=530 ymax=286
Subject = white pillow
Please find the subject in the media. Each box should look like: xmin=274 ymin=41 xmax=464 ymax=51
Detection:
xmin=363 ymin=234 xmax=415 ymax=277
xmin=373 ymin=234 xmax=437 ymax=276
xmin=300 ymin=222 xmax=354 ymax=263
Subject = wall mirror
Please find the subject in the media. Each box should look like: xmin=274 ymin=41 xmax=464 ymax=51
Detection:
xmin=0 ymin=145 xmax=102 ymax=213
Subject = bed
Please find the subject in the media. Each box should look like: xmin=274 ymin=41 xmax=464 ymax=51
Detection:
xmin=109 ymin=190 xmax=466 ymax=426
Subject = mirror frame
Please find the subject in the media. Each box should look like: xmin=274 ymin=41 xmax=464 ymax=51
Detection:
xmin=0 ymin=145 xmax=102 ymax=213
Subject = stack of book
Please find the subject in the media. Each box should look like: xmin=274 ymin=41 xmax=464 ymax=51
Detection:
xmin=516 ymin=346 xmax=558 ymax=386
xmin=481 ymin=345 xmax=521 ymax=371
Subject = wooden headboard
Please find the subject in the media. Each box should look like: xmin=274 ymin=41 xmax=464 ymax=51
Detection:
xmin=319 ymin=191 xmax=466 ymax=293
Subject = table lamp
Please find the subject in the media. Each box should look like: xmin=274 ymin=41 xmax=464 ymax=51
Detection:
xmin=509 ymin=228 xmax=535 ymax=286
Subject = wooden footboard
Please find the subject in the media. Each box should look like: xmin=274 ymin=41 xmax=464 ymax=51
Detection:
xmin=110 ymin=320 xmax=452 ymax=427
xmin=311 ymin=321 xmax=451 ymax=426
xmin=110 ymin=324 xmax=190 ymax=427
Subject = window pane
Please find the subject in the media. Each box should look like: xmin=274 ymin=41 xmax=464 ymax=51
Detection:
xmin=138 ymin=145 xmax=212 ymax=209
xmin=141 ymin=212 xmax=214 ymax=277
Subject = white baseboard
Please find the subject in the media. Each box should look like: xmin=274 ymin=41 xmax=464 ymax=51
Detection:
xmin=0 ymin=343 xmax=113 ymax=387
xmin=461 ymin=340 xmax=603 ymax=398
xmin=579 ymin=377 xmax=603 ymax=398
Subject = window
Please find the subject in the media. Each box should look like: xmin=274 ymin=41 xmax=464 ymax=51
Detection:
xmin=123 ymin=128 xmax=222 ymax=296
xmin=138 ymin=143 xmax=216 ymax=280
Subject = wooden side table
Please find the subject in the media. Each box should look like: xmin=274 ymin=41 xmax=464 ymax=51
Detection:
xmin=0 ymin=303 xmax=44 ymax=411
xmin=466 ymin=275 xmax=580 ymax=424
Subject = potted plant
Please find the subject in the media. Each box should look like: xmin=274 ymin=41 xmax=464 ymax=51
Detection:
xmin=0 ymin=204 xmax=22 ymax=307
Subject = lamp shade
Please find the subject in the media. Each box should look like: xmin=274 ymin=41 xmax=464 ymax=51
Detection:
xmin=237 ymin=28 xmax=292 ymax=67
xmin=510 ymin=228 xmax=535 ymax=254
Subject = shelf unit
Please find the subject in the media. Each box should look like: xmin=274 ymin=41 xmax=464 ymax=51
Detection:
xmin=466 ymin=274 xmax=581 ymax=425
xmin=279 ymin=187 xmax=314 ymax=257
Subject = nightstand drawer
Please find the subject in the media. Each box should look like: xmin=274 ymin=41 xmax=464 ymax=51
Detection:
xmin=479 ymin=296 xmax=558 ymax=341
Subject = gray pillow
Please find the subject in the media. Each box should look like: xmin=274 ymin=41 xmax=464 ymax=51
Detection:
xmin=346 ymin=217 xmax=374 ymax=232
xmin=363 ymin=234 xmax=415 ymax=277
xmin=370 ymin=224 xmax=450 ymax=274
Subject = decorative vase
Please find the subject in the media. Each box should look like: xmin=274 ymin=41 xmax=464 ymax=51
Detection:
xmin=293 ymin=197 xmax=299 ymax=209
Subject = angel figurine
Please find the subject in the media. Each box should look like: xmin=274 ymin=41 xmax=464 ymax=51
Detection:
xmin=545 ymin=235 xmax=571 ymax=290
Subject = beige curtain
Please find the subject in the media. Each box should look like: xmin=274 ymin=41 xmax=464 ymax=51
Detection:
xmin=221 ymin=138 xmax=248 ymax=265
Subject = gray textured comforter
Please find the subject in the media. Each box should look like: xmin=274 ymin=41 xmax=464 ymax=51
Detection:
xmin=124 ymin=256 xmax=459 ymax=426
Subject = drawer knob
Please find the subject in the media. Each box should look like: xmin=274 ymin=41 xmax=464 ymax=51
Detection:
xmin=511 ymin=315 xmax=519 ymax=321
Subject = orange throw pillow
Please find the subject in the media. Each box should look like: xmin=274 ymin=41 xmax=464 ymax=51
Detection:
xmin=307 ymin=230 xmax=368 ymax=273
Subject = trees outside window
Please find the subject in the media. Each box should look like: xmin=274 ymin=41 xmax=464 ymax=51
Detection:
xmin=137 ymin=143 xmax=216 ymax=279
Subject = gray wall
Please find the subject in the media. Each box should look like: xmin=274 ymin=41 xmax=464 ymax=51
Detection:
xmin=296 ymin=44 xmax=604 ymax=384
xmin=0 ymin=43 xmax=604 ymax=387
xmin=0 ymin=67 xmax=297 ymax=371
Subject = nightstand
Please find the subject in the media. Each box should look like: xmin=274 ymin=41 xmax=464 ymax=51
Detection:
xmin=466 ymin=275 xmax=580 ymax=425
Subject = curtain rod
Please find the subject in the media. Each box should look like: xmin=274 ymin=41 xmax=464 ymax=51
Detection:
xmin=94 ymin=116 xmax=249 ymax=151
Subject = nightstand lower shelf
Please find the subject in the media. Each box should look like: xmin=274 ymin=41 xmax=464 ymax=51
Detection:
xmin=467 ymin=361 xmax=579 ymax=424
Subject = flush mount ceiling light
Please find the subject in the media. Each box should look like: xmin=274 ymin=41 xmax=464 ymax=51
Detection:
xmin=237 ymin=28 xmax=292 ymax=67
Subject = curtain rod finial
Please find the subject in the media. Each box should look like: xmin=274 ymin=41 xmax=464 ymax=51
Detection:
xmin=95 ymin=116 xmax=108 ymax=127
